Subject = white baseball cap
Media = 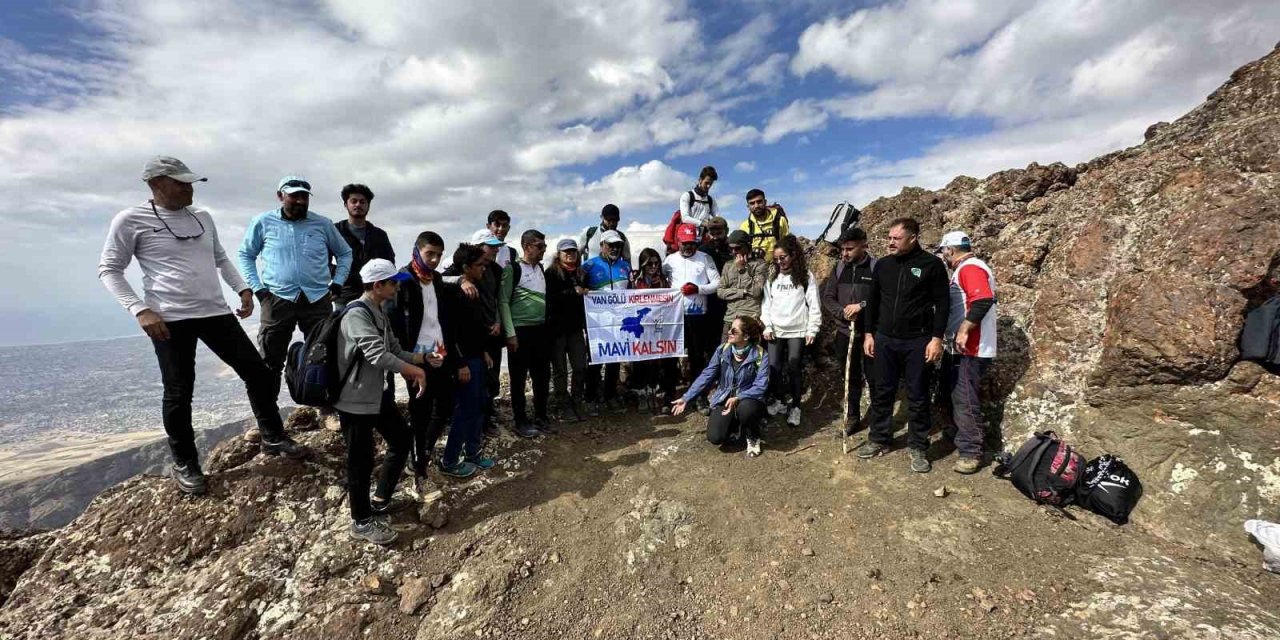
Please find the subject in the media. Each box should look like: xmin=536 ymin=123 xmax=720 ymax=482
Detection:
xmin=937 ymin=231 xmax=972 ymax=252
xmin=471 ymin=230 xmax=504 ymax=246
xmin=360 ymin=258 xmax=412 ymax=284
xmin=141 ymin=156 xmax=206 ymax=183
xmin=598 ymin=230 xmax=624 ymax=245
xmin=277 ymin=175 xmax=312 ymax=195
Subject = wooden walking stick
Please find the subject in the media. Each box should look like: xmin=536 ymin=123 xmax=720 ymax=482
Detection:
xmin=841 ymin=320 xmax=855 ymax=454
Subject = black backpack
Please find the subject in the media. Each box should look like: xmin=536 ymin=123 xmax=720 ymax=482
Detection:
xmin=284 ymin=300 xmax=370 ymax=407
xmin=1077 ymin=455 xmax=1143 ymax=524
xmin=993 ymin=431 xmax=1085 ymax=506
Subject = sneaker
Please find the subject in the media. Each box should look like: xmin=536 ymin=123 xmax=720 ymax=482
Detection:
xmin=856 ymin=441 xmax=888 ymax=459
xmin=953 ymin=456 xmax=982 ymax=475
xmin=369 ymin=495 xmax=413 ymax=516
xmin=511 ymin=420 xmax=540 ymax=439
xmin=350 ymin=518 xmax=397 ymax=545
xmin=261 ymin=435 xmax=308 ymax=459
xmin=172 ymin=462 xmax=207 ymax=495
xmin=746 ymin=439 xmax=762 ymax=458
xmin=562 ymin=399 xmax=584 ymax=423
xmin=786 ymin=407 xmax=802 ymax=427
xmin=909 ymin=448 xmax=932 ymax=474
xmin=466 ymin=455 xmax=497 ymax=470
xmin=243 ymin=427 xmax=262 ymax=444
xmin=767 ymin=400 xmax=786 ymax=416
xmin=439 ymin=460 xmax=478 ymax=479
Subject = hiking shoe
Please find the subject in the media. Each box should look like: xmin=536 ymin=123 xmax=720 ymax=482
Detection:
xmin=746 ymin=439 xmax=762 ymax=458
xmin=350 ymin=518 xmax=397 ymax=545
xmin=466 ymin=455 xmax=497 ymax=470
xmin=909 ymin=448 xmax=932 ymax=474
xmin=439 ymin=460 xmax=478 ymax=479
xmin=261 ymin=435 xmax=308 ymax=459
xmin=172 ymin=462 xmax=207 ymax=495
xmin=243 ymin=427 xmax=262 ymax=444
xmin=786 ymin=407 xmax=802 ymax=427
xmin=767 ymin=400 xmax=786 ymax=416
xmin=586 ymin=401 xmax=601 ymax=418
xmin=369 ymin=496 xmax=413 ymax=516
xmin=953 ymin=456 xmax=982 ymax=475
xmin=856 ymin=441 xmax=888 ymax=459
xmin=562 ymin=399 xmax=584 ymax=423
xmin=512 ymin=420 xmax=540 ymax=439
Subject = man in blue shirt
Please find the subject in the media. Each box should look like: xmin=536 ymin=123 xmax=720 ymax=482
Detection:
xmin=238 ymin=176 xmax=354 ymax=421
xmin=582 ymin=230 xmax=631 ymax=415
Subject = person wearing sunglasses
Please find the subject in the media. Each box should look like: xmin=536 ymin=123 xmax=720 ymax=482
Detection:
xmin=99 ymin=157 xmax=307 ymax=496
xmin=629 ymin=248 xmax=679 ymax=413
xmin=501 ymin=230 xmax=552 ymax=438
xmin=671 ymin=316 xmax=770 ymax=457
xmin=238 ymin=175 xmax=354 ymax=441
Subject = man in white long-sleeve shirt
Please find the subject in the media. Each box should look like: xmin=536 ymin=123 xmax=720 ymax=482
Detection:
xmin=679 ymin=166 xmax=719 ymax=227
xmin=98 ymin=157 xmax=306 ymax=496
xmin=663 ymin=223 xmax=720 ymax=407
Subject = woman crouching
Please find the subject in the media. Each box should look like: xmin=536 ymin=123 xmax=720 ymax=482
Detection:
xmin=670 ymin=316 xmax=771 ymax=457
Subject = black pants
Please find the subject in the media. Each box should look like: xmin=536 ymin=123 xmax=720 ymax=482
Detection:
xmin=509 ymin=324 xmax=551 ymax=421
xmin=340 ymin=396 xmax=410 ymax=523
xmin=257 ymin=292 xmax=332 ymax=397
xmin=152 ymin=314 xmax=284 ymax=466
xmin=684 ymin=314 xmax=717 ymax=384
xmin=867 ymin=334 xmax=933 ymax=451
xmin=767 ymin=337 xmax=806 ymax=408
xmin=939 ymin=354 xmax=992 ymax=458
xmin=706 ymin=398 xmax=766 ymax=444
xmin=629 ymin=358 xmax=678 ymax=395
xmin=833 ymin=332 xmax=875 ymax=421
xmin=551 ymin=328 xmax=588 ymax=398
xmin=586 ymin=363 xmax=620 ymax=401
xmin=483 ymin=336 xmax=504 ymax=425
xmin=406 ymin=364 xmax=455 ymax=474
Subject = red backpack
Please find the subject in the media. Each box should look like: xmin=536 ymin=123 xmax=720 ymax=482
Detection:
xmin=663 ymin=190 xmax=712 ymax=254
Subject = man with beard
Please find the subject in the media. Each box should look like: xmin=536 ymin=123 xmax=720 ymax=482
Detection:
xmin=333 ymin=184 xmax=394 ymax=306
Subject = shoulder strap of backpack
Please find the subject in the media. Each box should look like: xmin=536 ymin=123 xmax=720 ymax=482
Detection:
xmin=508 ymin=260 xmax=522 ymax=303
xmin=337 ymin=300 xmax=372 ymax=386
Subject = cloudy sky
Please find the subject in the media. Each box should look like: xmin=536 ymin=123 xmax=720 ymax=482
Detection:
xmin=2 ymin=0 xmax=1278 ymax=345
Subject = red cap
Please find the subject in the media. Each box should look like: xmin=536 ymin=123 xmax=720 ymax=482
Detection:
xmin=676 ymin=223 xmax=698 ymax=244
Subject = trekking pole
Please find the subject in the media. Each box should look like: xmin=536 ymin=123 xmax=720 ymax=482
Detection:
xmin=841 ymin=320 xmax=855 ymax=455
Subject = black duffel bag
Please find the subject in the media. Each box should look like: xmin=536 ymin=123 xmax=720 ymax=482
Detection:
xmin=1077 ymin=454 xmax=1143 ymax=525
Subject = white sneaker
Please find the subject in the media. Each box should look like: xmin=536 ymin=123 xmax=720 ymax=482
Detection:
xmin=767 ymin=400 xmax=785 ymax=416
xmin=786 ymin=407 xmax=801 ymax=427
xmin=746 ymin=439 xmax=762 ymax=457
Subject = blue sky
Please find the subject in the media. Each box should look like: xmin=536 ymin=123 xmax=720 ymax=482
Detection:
xmin=2 ymin=0 xmax=1279 ymax=345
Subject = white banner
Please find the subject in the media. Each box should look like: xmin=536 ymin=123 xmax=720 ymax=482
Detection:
xmin=585 ymin=288 xmax=685 ymax=364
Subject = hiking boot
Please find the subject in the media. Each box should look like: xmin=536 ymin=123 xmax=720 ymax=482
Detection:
xmin=953 ymin=456 xmax=982 ymax=475
xmin=172 ymin=462 xmax=207 ymax=495
xmin=439 ymin=460 xmax=478 ymax=479
xmin=350 ymin=518 xmax=397 ymax=545
xmin=767 ymin=399 xmax=786 ymax=416
xmin=261 ymin=435 xmax=308 ymax=459
xmin=466 ymin=455 xmax=497 ymax=471
xmin=856 ymin=441 xmax=888 ymax=459
xmin=909 ymin=448 xmax=932 ymax=474
xmin=786 ymin=407 xmax=802 ymax=427
xmin=243 ymin=427 xmax=262 ymax=444
xmin=534 ymin=416 xmax=558 ymax=435
xmin=746 ymin=439 xmax=762 ymax=458
xmin=369 ymin=495 xmax=413 ymax=516
xmin=512 ymin=420 xmax=540 ymax=439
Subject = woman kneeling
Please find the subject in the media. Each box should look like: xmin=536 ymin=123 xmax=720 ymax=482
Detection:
xmin=671 ymin=316 xmax=771 ymax=457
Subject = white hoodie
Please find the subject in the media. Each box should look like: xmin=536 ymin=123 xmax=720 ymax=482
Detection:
xmin=762 ymin=270 xmax=821 ymax=338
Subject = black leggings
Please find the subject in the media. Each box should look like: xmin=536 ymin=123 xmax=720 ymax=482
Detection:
xmin=706 ymin=398 xmax=767 ymax=444
xmin=767 ymin=337 xmax=805 ymax=407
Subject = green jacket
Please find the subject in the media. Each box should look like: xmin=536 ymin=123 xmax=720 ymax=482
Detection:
xmin=500 ymin=259 xmax=547 ymax=337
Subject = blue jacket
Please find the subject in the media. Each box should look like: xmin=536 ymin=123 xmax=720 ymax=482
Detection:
xmin=584 ymin=256 xmax=631 ymax=291
xmin=238 ymin=209 xmax=353 ymax=303
xmin=682 ymin=342 xmax=770 ymax=408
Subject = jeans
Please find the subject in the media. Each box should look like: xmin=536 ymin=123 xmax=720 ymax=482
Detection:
xmin=550 ymin=329 xmax=588 ymax=398
xmin=152 ymin=314 xmax=284 ymax=466
xmin=867 ymin=334 xmax=933 ymax=451
xmin=833 ymin=332 xmax=875 ymax=421
xmin=706 ymin=398 xmax=766 ymax=444
xmin=339 ymin=395 xmax=410 ymax=522
xmin=406 ymin=353 xmax=455 ymax=475
xmin=767 ymin=337 xmax=806 ymax=408
xmin=509 ymin=324 xmax=551 ymax=421
xmin=939 ymin=354 xmax=992 ymax=458
xmin=256 ymin=292 xmax=332 ymax=397
xmin=443 ymin=357 xmax=486 ymax=466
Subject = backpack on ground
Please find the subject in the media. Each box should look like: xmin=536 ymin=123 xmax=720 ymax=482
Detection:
xmin=992 ymin=431 xmax=1085 ymax=506
xmin=285 ymin=300 xmax=370 ymax=407
xmin=1077 ymin=454 xmax=1143 ymax=525
xmin=1240 ymin=296 xmax=1280 ymax=365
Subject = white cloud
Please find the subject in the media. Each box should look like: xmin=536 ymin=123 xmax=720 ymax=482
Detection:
xmin=734 ymin=161 xmax=756 ymax=172
xmin=762 ymin=99 xmax=829 ymax=143
xmin=745 ymin=52 xmax=789 ymax=86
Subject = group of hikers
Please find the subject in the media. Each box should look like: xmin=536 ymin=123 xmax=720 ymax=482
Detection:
xmin=99 ymin=157 xmax=998 ymax=545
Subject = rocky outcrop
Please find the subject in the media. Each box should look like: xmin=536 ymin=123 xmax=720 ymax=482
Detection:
xmin=840 ymin=44 xmax=1280 ymax=558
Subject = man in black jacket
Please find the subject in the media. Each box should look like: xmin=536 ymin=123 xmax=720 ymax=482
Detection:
xmin=821 ymin=227 xmax=877 ymax=435
xmin=856 ymin=218 xmax=949 ymax=473
xmin=389 ymin=231 xmax=461 ymax=476
xmin=334 ymin=184 xmax=396 ymax=306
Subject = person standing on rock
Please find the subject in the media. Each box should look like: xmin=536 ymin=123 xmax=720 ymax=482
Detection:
xmin=699 ymin=216 xmax=732 ymax=341
xmin=582 ymin=229 xmax=631 ymax=415
xmin=442 ymin=231 xmax=505 ymax=438
xmin=821 ymin=227 xmax=877 ymax=435
xmin=99 ymin=157 xmax=308 ymax=495
xmin=672 ymin=316 xmax=771 ymax=457
xmin=740 ymin=188 xmax=790 ymax=263
xmin=333 ymin=184 xmax=394 ymax=306
xmin=335 ymin=259 xmax=431 ymax=545
xmin=545 ymin=238 xmax=590 ymax=422
xmin=760 ymin=235 xmax=821 ymax=427
xmin=679 ymin=166 xmax=720 ymax=228
xmin=501 ymin=230 xmax=553 ymax=438
xmin=631 ymin=248 xmax=681 ymax=413
xmin=716 ymin=230 xmax=766 ymax=339
xmin=936 ymin=231 xmax=998 ymax=474
xmin=238 ymin=175 xmax=353 ymax=442
xmin=857 ymin=217 xmax=951 ymax=474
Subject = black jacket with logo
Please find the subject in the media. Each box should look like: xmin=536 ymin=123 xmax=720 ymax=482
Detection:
xmin=821 ymin=253 xmax=877 ymax=336
xmin=334 ymin=220 xmax=396 ymax=303
xmin=864 ymin=245 xmax=950 ymax=340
